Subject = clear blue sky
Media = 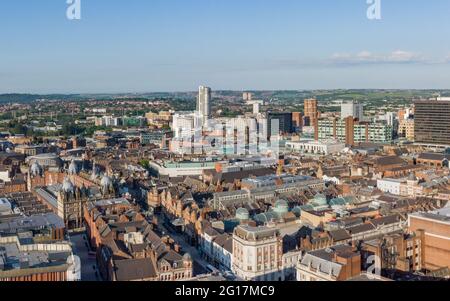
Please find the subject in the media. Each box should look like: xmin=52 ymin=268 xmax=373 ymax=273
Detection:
xmin=1 ymin=0 xmax=450 ymax=93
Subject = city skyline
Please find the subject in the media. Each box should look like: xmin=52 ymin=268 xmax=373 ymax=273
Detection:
xmin=1 ymin=0 xmax=450 ymax=93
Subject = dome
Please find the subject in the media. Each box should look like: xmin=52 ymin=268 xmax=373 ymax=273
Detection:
xmin=313 ymin=194 xmax=328 ymax=206
xmin=274 ymin=199 xmax=289 ymax=214
xmin=68 ymin=160 xmax=79 ymax=175
xmin=30 ymin=161 xmax=43 ymax=176
xmin=236 ymin=208 xmax=250 ymax=220
xmin=291 ymin=206 xmax=302 ymax=217
xmin=254 ymin=212 xmax=277 ymax=224
xmin=62 ymin=177 xmax=74 ymax=193
xmin=182 ymin=253 xmax=192 ymax=261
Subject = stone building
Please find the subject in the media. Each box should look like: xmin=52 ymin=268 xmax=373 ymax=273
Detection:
xmin=232 ymin=225 xmax=284 ymax=281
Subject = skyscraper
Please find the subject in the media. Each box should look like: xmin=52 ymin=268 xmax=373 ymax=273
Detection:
xmin=197 ymin=85 xmax=211 ymax=119
xmin=341 ymin=100 xmax=364 ymax=121
xmin=415 ymin=99 xmax=450 ymax=147
xmin=304 ymin=98 xmax=318 ymax=127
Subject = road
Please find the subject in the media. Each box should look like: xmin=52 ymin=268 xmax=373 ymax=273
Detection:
xmin=69 ymin=232 xmax=100 ymax=281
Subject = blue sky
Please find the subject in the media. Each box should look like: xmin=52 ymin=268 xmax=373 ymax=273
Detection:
xmin=1 ymin=0 xmax=450 ymax=93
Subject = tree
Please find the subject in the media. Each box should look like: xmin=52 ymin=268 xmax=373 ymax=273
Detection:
xmin=139 ymin=159 xmax=150 ymax=169
xmin=61 ymin=123 xmax=83 ymax=136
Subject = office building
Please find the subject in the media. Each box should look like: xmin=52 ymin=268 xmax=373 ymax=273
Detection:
xmin=414 ymin=99 xmax=450 ymax=147
xmin=318 ymin=117 xmax=393 ymax=145
xmin=267 ymin=112 xmax=293 ymax=138
xmin=341 ymin=101 xmax=364 ymax=121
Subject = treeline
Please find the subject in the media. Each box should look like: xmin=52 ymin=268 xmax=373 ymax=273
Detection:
xmin=0 ymin=94 xmax=85 ymax=103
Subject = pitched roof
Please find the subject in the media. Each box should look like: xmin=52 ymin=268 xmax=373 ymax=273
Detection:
xmin=113 ymin=258 xmax=157 ymax=281
xmin=159 ymin=249 xmax=183 ymax=265
xmin=372 ymin=156 xmax=406 ymax=166
xmin=329 ymin=229 xmax=351 ymax=242
xmin=347 ymin=223 xmax=376 ymax=235
xmin=418 ymin=153 xmax=450 ymax=161
xmin=369 ymin=215 xmax=399 ymax=227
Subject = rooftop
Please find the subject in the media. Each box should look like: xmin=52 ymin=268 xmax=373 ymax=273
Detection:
xmin=410 ymin=206 xmax=450 ymax=223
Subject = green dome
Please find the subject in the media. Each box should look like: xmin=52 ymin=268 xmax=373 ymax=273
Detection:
xmin=313 ymin=194 xmax=328 ymax=206
xmin=236 ymin=208 xmax=250 ymax=220
xmin=274 ymin=199 xmax=289 ymax=214
xmin=291 ymin=206 xmax=302 ymax=217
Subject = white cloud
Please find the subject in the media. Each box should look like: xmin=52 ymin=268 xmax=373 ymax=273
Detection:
xmin=330 ymin=50 xmax=424 ymax=65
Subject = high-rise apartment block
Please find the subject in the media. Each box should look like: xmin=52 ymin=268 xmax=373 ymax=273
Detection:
xmin=197 ymin=85 xmax=211 ymax=119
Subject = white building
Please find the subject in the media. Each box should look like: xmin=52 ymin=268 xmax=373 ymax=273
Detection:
xmin=376 ymin=174 xmax=435 ymax=198
xmin=377 ymin=178 xmax=403 ymax=195
xmin=148 ymin=160 xmax=217 ymax=178
xmin=197 ymin=85 xmax=211 ymax=121
xmin=247 ymin=100 xmax=264 ymax=115
xmin=172 ymin=112 xmax=204 ymax=138
xmin=282 ymin=249 xmax=302 ymax=280
xmin=341 ymin=101 xmax=364 ymax=121
xmin=232 ymin=225 xmax=284 ymax=281
xmin=385 ymin=112 xmax=396 ymax=127
xmin=94 ymin=116 xmax=121 ymax=127
xmin=285 ymin=139 xmax=346 ymax=155
xmin=199 ymin=229 xmax=233 ymax=272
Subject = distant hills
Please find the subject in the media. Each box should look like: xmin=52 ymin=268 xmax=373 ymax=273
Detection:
xmin=1 ymin=89 xmax=449 ymax=104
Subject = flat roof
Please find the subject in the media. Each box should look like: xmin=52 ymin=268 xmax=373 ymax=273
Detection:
xmin=410 ymin=207 xmax=450 ymax=223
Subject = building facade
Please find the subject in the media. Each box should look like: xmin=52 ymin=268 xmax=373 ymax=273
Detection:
xmin=197 ymin=86 xmax=211 ymax=120
xmin=232 ymin=225 xmax=284 ymax=281
xmin=415 ymin=100 xmax=450 ymax=147
xmin=304 ymin=98 xmax=318 ymax=127
xmin=318 ymin=118 xmax=393 ymax=145
xmin=341 ymin=101 xmax=364 ymax=121
xmin=408 ymin=207 xmax=450 ymax=271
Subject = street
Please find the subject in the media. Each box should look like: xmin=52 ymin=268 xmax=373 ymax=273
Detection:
xmin=156 ymin=215 xmax=210 ymax=276
xmin=69 ymin=232 xmax=100 ymax=281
